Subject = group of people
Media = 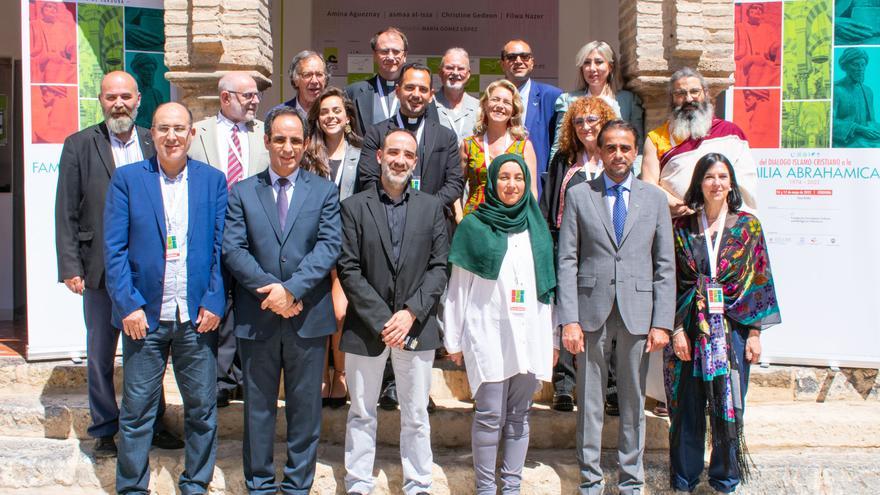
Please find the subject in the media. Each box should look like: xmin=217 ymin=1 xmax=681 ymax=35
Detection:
xmin=54 ymin=26 xmax=781 ymax=495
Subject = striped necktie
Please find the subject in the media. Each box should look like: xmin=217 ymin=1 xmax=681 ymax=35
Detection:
xmin=227 ymin=125 xmax=243 ymax=188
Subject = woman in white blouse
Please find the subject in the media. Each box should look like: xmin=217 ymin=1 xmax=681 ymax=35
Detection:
xmin=444 ymin=153 xmax=556 ymax=495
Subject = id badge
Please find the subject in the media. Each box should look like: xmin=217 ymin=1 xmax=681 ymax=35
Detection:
xmin=410 ymin=176 xmax=421 ymax=191
xmin=165 ymin=234 xmax=180 ymax=260
xmin=707 ymin=283 xmax=724 ymax=315
xmin=510 ymin=288 xmax=527 ymax=313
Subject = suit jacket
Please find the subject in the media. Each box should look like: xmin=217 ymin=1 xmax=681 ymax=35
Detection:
xmin=345 ymin=75 xmax=440 ymax=135
xmin=103 ymin=157 xmax=227 ymax=330
xmin=356 ymin=117 xmax=463 ymax=211
xmin=189 ymin=116 xmax=269 ymax=177
xmin=556 ymin=175 xmax=675 ymax=335
xmin=522 ymin=79 xmax=563 ymax=189
xmin=55 ymin=122 xmax=155 ymax=289
xmin=337 ymin=184 xmax=449 ymax=356
xmin=338 ymin=144 xmax=361 ymax=201
xmin=222 ymin=168 xmax=341 ymax=341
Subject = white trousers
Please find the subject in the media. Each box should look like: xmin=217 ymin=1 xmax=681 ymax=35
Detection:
xmin=344 ymin=347 xmax=434 ymax=495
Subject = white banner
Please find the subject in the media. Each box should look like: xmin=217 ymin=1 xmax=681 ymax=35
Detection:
xmin=23 ymin=0 xmax=167 ymax=360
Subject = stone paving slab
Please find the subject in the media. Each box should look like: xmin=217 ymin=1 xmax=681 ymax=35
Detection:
xmin=0 ymin=437 xmax=877 ymax=494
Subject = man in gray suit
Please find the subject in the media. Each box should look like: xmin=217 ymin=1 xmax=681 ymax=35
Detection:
xmin=556 ymin=120 xmax=674 ymax=495
xmin=190 ymin=71 xmax=270 ymax=407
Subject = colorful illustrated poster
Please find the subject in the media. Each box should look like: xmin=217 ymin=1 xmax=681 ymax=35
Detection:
xmin=733 ymin=0 xmax=880 ymax=367
xmin=311 ymin=2 xmax=559 ymax=91
xmin=22 ymin=0 xmax=168 ymax=360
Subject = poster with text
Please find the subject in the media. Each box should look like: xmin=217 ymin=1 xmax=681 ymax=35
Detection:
xmin=22 ymin=0 xmax=168 ymax=360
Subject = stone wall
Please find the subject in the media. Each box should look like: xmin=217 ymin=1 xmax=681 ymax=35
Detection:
xmin=619 ymin=0 xmax=736 ymax=131
xmin=164 ymin=0 xmax=274 ymax=122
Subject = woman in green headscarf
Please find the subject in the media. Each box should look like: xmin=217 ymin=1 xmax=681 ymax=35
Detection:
xmin=443 ymin=153 xmax=556 ymax=494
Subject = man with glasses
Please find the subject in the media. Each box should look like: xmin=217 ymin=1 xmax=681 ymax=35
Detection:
xmin=435 ymin=47 xmax=480 ymax=144
xmin=345 ymin=27 xmax=439 ymax=135
xmin=500 ymin=39 xmax=562 ymax=196
xmin=280 ymin=50 xmax=328 ymax=122
xmin=55 ymin=71 xmax=183 ymax=459
xmin=223 ymin=106 xmax=341 ymax=494
xmin=190 ymin=71 xmax=270 ymax=408
xmin=642 ymin=67 xmax=758 ymax=217
xmin=105 ymin=102 xmax=227 ymax=494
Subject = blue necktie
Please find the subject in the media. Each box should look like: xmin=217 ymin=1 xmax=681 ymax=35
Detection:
xmin=277 ymin=177 xmax=290 ymax=229
xmin=612 ymin=184 xmax=627 ymax=244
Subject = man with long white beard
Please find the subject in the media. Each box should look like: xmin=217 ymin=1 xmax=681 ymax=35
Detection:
xmin=642 ymin=67 xmax=758 ymax=217
xmin=55 ymin=71 xmax=183 ymax=458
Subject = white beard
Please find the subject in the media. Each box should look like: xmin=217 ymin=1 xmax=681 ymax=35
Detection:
xmin=105 ymin=109 xmax=138 ymax=135
xmin=670 ymin=101 xmax=713 ymax=142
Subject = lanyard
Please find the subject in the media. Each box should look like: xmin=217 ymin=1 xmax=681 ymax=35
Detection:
xmin=700 ymin=209 xmax=725 ymax=280
xmin=377 ymin=81 xmax=399 ymax=121
xmin=334 ymin=141 xmax=347 ymax=186
xmin=483 ymin=132 xmax=511 ymax=170
xmin=396 ymin=114 xmax=425 ymax=145
xmin=161 ymin=172 xmax=187 ymax=234
xmin=581 ymin=151 xmax=603 ymax=180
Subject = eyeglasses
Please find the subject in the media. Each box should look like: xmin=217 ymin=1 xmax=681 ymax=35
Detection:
xmin=503 ymin=52 xmax=533 ymax=63
xmin=573 ymin=115 xmax=601 ymax=127
xmin=153 ymin=125 xmax=191 ymax=137
xmin=297 ymin=71 xmax=326 ymax=81
xmin=227 ymin=90 xmax=262 ymax=101
xmin=672 ymin=88 xmax=704 ymax=98
xmin=376 ymin=48 xmax=404 ymax=57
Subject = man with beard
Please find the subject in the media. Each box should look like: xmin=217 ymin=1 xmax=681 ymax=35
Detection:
xmin=338 ymin=128 xmax=449 ymax=495
xmin=642 ymin=67 xmax=758 ymax=217
xmin=356 ymin=62 xmax=462 ymax=411
xmin=345 ymin=27 xmax=439 ymax=135
xmin=279 ymin=50 xmax=328 ymax=123
xmin=190 ymin=71 xmax=270 ymax=408
xmin=55 ymin=71 xmax=183 ymax=458
xmin=832 ymin=48 xmax=880 ymax=147
xmin=434 ymin=47 xmax=480 ymax=144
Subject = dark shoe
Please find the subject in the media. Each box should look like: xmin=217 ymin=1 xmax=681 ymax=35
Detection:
xmin=378 ymin=384 xmax=399 ymax=411
xmin=328 ymin=396 xmax=347 ymax=409
xmin=427 ymin=397 xmax=436 ymax=414
xmin=552 ymin=393 xmax=574 ymax=412
xmin=93 ymin=436 xmax=117 ymax=458
xmin=152 ymin=429 xmax=185 ymax=450
xmin=217 ymin=388 xmax=231 ymax=408
xmin=604 ymin=400 xmax=620 ymax=417
xmin=653 ymin=402 xmax=669 ymax=417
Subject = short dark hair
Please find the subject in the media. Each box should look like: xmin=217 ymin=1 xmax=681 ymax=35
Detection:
xmin=397 ymin=62 xmax=432 ymax=84
xmin=264 ymin=105 xmax=308 ymax=138
xmin=597 ymin=119 xmax=638 ymax=148
xmin=370 ymin=27 xmax=408 ymax=51
xmin=381 ymin=127 xmax=417 ymax=149
xmin=684 ymin=153 xmax=744 ymax=212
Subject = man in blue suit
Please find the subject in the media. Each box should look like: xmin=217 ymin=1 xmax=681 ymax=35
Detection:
xmin=104 ymin=102 xmax=227 ymax=495
xmin=222 ymin=105 xmax=341 ymax=494
xmin=501 ymin=39 xmax=562 ymax=196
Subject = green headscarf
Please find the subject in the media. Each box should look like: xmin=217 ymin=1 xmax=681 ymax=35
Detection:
xmin=448 ymin=153 xmax=556 ymax=304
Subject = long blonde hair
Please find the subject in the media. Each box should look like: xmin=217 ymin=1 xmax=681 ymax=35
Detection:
xmin=473 ymin=79 xmax=528 ymax=140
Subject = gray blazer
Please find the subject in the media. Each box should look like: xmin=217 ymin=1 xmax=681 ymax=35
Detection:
xmin=189 ymin=115 xmax=269 ymax=177
xmin=337 ymin=144 xmax=361 ymax=201
xmin=434 ymin=91 xmax=480 ymax=144
xmin=556 ymin=175 xmax=675 ymax=335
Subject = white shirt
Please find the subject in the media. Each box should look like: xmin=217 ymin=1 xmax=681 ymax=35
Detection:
xmin=215 ymin=112 xmax=250 ymax=177
xmin=603 ymin=171 xmax=633 ymax=216
xmin=268 ymin=166 xmax=299 ymax=208
xmin=109 ymin=127 xmax=144 ymax=167
xmin=443 ymin=231 xmax=553 ymax=394
xmin=517 ymin=78 xmax=532 ymax=123
xmin=158 ymin=164 xmax=189 ymax=323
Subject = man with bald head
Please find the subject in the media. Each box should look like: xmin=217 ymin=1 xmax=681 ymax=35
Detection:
xmin=55 ymin=71 xmax=182 ymax=458
xmin=190 ymin=71 xmax=270 ymax=407
xmin=105 ymin=102 xmax=227 ymax=494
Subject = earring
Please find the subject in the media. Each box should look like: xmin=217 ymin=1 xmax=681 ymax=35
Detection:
xmin=344 ymin=123 xmax=352 ymax=134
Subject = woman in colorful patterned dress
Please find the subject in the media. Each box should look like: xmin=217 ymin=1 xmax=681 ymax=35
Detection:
xmin=456 ymin=79 xmax=537 ymax=221
xmin=665 ymin=152 xmax=781 ymax=493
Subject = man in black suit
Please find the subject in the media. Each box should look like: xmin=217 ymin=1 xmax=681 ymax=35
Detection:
xmin=338 ymin=128 xmax=449 ymax=495
xmin=356 ymin=62 xmax=462 ymax=409
xmin=54 ymin=71 xmax=182 ymax=458
xmin=344 ymin=27 xmax=438 ymax=134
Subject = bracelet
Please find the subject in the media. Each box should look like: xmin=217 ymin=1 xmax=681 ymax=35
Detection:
xmin=671 ymin=328 xmax=684 ymax=337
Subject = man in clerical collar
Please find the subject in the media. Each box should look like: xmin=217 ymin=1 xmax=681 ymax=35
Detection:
xmin=500 ymin=39 xmax=562 ymax=196
xmin=434 ymin=47 xmax=480 ymax=144
xmin=280 ymin=50 xmax=328 ymax=122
